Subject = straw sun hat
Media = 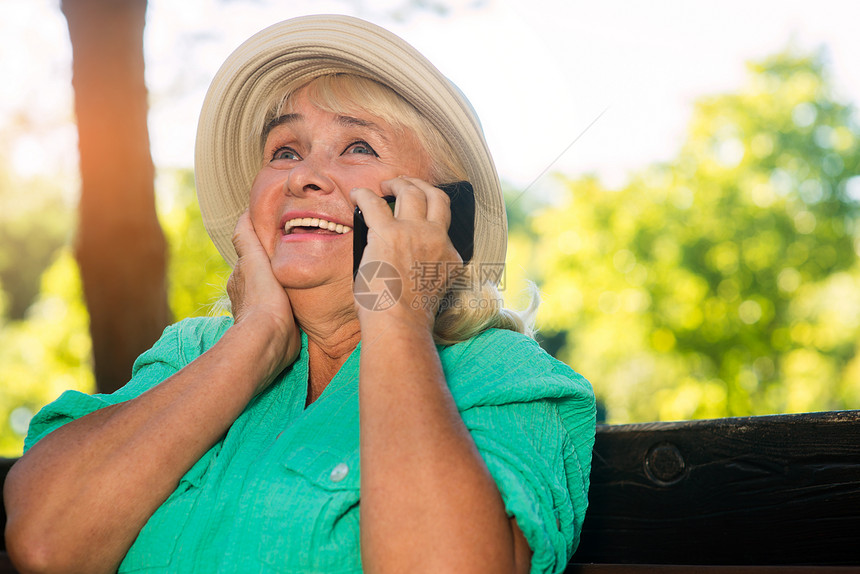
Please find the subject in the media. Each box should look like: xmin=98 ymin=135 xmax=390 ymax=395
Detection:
xmin=194 ymin=14 xmax=507 ymax=274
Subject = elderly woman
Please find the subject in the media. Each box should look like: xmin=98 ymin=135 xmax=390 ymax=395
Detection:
xmin=4 ymin=15 xmax=595 ymax=574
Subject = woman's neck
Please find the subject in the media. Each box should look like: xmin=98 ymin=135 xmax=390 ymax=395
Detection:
xmin=305 ymin=334 xmax=359 ymax=404
xmin=288 ymin=284 xmax=361 ymax=405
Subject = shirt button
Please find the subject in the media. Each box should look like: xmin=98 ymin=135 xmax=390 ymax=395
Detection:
xmin=330 ymin=462 xmax=349 ymax=482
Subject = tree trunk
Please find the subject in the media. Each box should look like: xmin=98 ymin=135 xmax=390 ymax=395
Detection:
xmin=62 ymin=0 xmax=171 ymax=394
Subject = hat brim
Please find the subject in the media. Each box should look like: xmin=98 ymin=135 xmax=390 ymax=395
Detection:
xmin=194 ymin=14 xmax=507 ymax=275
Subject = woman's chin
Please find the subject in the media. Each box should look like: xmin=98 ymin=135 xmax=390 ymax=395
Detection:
xmin=270 ymin=242 xmax=353 ymax=290
xmin=272 ymin=261 xmax=352 ymax=293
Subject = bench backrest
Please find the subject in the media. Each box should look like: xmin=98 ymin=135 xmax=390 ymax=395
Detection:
xmin=573 ymin=410 xmax=860 ymax=566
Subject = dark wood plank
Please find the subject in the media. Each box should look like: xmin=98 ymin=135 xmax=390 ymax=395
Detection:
xmin=573 ymin=410 xmax=860 ymax=565
xmin=0 ymin=458 xmax=14 ymax=554
xmin=0 ymin=460 xmax=13 ymax=573
xmin=567 ymin=566 xmax=860 ymax=574
xmin=0 ymin=553 xmax=14 ymax=574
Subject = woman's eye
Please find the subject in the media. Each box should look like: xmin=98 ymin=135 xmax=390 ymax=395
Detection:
xmin=343 ymin=141 xmax=377 ymax=156
xmin=272 ymin=147 xmax=300 ymax=161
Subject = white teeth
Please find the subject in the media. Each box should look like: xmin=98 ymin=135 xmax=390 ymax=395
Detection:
xmin=284 ymin=217 xmax=353 ymax=234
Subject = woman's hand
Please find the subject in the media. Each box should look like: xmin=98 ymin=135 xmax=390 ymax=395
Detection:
xmin=350 ymin=177 xmax=462 ymax=330
xmin=227 ymin=210 xmax=301 ymax=384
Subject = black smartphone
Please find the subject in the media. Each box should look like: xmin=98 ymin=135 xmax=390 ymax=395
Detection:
xmin=352 ymin=181 xmax=476 ymax=279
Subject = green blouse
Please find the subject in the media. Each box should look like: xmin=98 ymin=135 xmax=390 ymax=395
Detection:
xmin=25 ymin=317 xmax=596 ymax=573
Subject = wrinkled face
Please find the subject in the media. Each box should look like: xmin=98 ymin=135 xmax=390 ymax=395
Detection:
xmin=249 ymin=88 xmax=432 ymax=291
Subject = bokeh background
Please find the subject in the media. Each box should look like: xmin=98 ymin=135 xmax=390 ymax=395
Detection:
xmin=1 ymin=0 xmax=860 ymax=456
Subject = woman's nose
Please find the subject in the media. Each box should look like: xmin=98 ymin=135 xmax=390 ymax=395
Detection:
xmin=284 ymin=158 xmax=335 ymax=197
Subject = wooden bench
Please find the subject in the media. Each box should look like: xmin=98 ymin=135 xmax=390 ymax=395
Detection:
xmin=2 ymin=410 xmax=859 ymax=572
xmin=569 ymin=410 xmax=860 ymax=573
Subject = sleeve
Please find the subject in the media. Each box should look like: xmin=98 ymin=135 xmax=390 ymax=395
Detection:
xmin=23 ymin=317 xmax=232 ymax=453
xmin=444 ymin=330 xmax=596 ymax=574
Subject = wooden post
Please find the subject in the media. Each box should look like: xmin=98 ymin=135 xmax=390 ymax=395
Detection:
xmin=62 ymin=0 xmax=171 ymax=393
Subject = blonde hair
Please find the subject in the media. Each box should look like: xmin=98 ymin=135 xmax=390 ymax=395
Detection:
xmin=251 ymin=73 xmax=538 ymax=343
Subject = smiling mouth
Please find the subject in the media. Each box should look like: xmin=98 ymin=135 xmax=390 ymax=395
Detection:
xmin=284 ymin=217 xmax=353 ymax=235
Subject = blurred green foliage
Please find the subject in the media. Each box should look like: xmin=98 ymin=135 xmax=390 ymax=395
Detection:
xmin=506 ymin=49 xmax=860 ymax=423
xmin=0 ymin=249 xmax=93 ymax=455
xmin=1 ymin=48 xmax=859 ymax=455
xmin=0 ymin=162 xmax=72 ymax=321
xmin=0 ymin=169 xmax=230 ymax=456
xmin=156 ymin=169 xmax=232 ymax=320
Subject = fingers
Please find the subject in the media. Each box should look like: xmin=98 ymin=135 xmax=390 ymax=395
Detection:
xmin=395 ymin=177 xmax=451 ymax=229
xmin=384 ymin=177 xmax=428 ymax=220
xmin=350 ymin=187 xmax=394 ymax=231
xmin=351 ymin=177 xmax=452 ymax=229
xmin=231 ymin=210 xmax=266 ymax=261
xmin=227 ymin=209 xmax=285 ymax=321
